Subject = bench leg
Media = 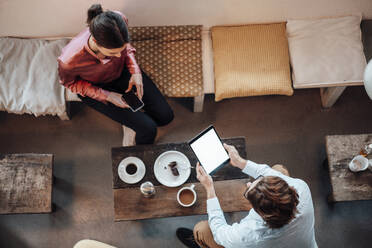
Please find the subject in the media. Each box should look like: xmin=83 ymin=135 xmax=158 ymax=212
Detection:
xmin=193 ymin=95 xmax=204 ymax=112
xmin=58 ymin=112 xmax=70 ymax=121
xmin=58 ymin=102 xmax=71 ymax=121
xmin=320 ymin=86 xmax=347 ymax=108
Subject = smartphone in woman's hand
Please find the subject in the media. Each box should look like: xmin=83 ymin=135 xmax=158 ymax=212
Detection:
xmin=121 ymin=90 xmax=144 ymax=112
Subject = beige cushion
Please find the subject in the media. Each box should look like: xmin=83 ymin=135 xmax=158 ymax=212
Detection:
xmin=287 ymin=15 xmax=366 ymax=88
xmin=74 ymin=239 xmax=116 ymax=248
xmin=130 ymin=26 xmax=203 ymax=97
xmin=211 ymin=23 xmax=293 ymax=101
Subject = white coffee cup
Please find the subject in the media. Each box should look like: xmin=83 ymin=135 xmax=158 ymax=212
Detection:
xmin=177 ymin=184 xmax=197 ymax=207
xmin=124 ymin=162 xmax=138 ymax=177
xmin=349 ymin=155 xmax=369 ymax=172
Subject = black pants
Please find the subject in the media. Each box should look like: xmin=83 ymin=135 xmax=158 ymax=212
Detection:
xmin=79 ymin=68 xmax=174 ymax=144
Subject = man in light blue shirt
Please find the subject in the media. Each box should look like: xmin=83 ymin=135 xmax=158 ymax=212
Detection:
xmin=177 ymin=144 xmax=317 ymax=248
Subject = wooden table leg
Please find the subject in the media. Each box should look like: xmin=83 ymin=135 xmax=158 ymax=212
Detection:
xmin=323 ymin=159 xmax=335 ymax=204
xmin=322 ymin=159 xmax=329 ymax=169
xmin=327 ymin=194 xmax=335 ymax=203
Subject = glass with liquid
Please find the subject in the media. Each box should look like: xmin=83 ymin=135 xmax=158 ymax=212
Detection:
xmin=140 ymin=181 xmax=155 ymax=198
xmin=359 ymin=144 xmax=372 ymax=157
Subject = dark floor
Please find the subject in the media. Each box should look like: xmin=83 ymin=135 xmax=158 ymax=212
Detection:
xmin=1 ymin=87 xmax=372 ymax=248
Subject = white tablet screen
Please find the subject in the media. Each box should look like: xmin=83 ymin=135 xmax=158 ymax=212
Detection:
xmin=190 ymin=128 xmax=229 ymax=174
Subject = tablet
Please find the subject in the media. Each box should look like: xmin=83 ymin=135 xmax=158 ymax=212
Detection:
xmin=188 ymin=126 xmax=230 ymax=175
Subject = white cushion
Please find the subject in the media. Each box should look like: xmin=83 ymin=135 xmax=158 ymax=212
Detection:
xmin=0 ymin=37 xmax=69 ymax=116
xmin=287 ymin=15 xmax=366 ymax=88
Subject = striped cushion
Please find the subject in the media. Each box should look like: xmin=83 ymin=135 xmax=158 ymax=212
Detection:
xmin=211 ymin=23 xmax=293 ymax=101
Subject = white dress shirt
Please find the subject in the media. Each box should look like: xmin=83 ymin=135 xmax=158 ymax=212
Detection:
xmin=207 ymin=160 xmax=318 ymax=248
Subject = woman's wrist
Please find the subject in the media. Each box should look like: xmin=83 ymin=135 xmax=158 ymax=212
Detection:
xmin=107 ymin=91 xmax=119 ymax=100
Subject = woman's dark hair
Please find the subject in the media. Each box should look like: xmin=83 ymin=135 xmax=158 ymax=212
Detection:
xmin=247 ymin=176 xmax=299 ymax=229
xmin=87 ymin=4 xmax=129 ymax=49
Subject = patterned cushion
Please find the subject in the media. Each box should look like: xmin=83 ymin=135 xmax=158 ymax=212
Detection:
xmin=211 ymin=23 xmax=293 ymax=101
xmin=129 ymin=26 xmax=203 ymax=97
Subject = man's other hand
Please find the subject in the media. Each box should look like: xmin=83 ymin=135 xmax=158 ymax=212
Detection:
xmin=223 ymin=143 xmax=247 ymax=170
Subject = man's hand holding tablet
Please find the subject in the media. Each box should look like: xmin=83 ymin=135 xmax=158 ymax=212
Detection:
xmin=223 ymin=143 xmax=247 ymax=170
xmin=195 ymin=162 xmax=216 ymax=199
xmin=188 ymin=126 xmax=230 ymax=175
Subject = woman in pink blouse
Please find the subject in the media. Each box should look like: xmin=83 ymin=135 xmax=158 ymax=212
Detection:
xmin=58 ymin=4 xmax=173 ymax=144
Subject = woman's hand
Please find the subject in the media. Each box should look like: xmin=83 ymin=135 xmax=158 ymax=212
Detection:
xmin=127 ymin=73 xmax=144 ymax=99
xmin=223 ymin=143 xmax=247 ymax=170
xmin=196 ymin=162 xmax=216 ymax=199
xmin=107 ymin=91 xmax=129 ymax=109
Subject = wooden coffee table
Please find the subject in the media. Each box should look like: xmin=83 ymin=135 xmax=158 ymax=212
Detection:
xmin=325 ymin=134 xmax=372 ymax=202
xmin=111 ymin=137 xmax=252 ymax=221
xmin=0 ymin=154 xmax=53 ymax=214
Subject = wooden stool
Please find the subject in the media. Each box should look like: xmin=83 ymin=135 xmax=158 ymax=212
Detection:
xmin=0 ymin=154 xmax=53 ymax=214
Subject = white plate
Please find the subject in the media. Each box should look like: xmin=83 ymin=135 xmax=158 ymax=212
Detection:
xmin=154 ymin=151 xmax=191 ymax=187
xmin=118 ymin=157 xmax=146 ymax=184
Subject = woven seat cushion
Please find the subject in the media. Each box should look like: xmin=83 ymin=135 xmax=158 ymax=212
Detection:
xmin=287 ymin=15 xmax=366 ymax=88
xmin=129 ymin=26 xmax=203 ymax=97
xmin=211 ymin=23 xmax=293 ymax=101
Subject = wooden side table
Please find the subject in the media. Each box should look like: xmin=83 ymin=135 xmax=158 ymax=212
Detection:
xmin=114 ymin=179 xmax=252 ymax=221
xmin=325 ymin=134 xmax=372 ymax=202
xmin=0 ymin=154 xmax=53 ymax=214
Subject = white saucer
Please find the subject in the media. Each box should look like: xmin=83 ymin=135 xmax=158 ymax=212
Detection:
xmin=154 ymin=151 xmax=191 ymax=187
xmin=118 ymin=157 xmax=146 ymax=184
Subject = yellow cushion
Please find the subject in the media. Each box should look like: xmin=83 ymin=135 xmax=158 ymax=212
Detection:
xmin=211 ymin=23 xmax=293 ymax=101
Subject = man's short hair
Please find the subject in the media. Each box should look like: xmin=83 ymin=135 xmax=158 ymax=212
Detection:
xmin=247 ymin=176 xmax=299 ymax=229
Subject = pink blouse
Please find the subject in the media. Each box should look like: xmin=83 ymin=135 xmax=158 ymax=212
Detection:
xmin=57 ymin=12 xmax=140 ymax=102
